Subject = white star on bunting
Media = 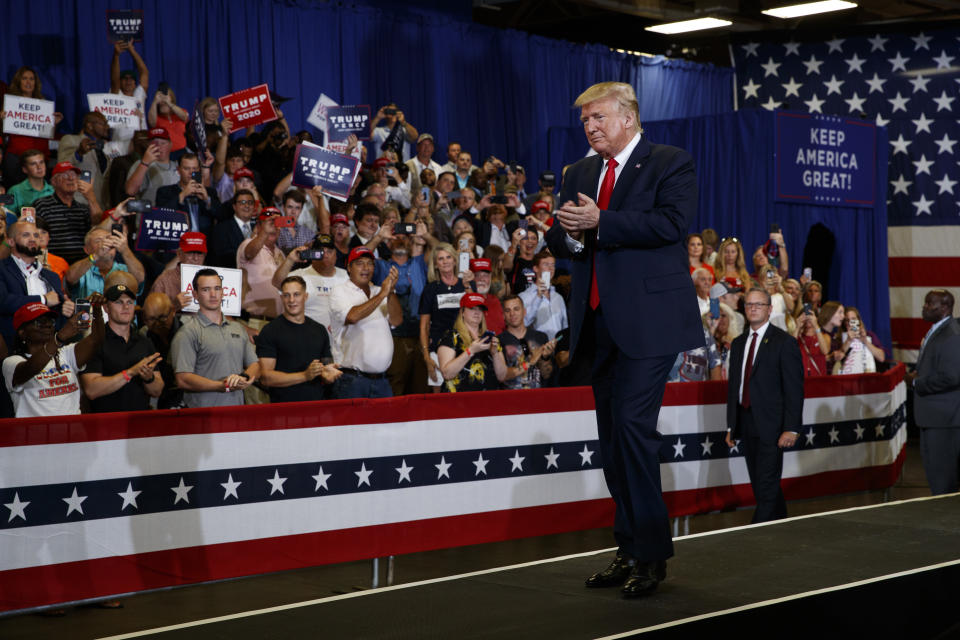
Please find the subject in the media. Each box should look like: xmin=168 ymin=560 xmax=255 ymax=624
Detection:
xmin=509 ymin=450 xmax=525 ymax=472
xmin=435 ymin=456 xmax=452 ymax=479
xmin=912 ymin=113 xmax=933 ymax=134
xmin=845 ymin=53 xmax=865 ymax=73
xmin=761 ymin=57 xmax=781 ymax=77
xmin=544 ymin=447 xmax=560 ymax=469
xmin=221 ymin=473 xmax=241 ymax=500
xmin=827 ymin=427 xmax=840 ymax=444
xmin=267 ymin=469 xmax=288 ymax=495
xmin=932 ymin=91 xmax=956 ymax=112
xmin=935 ymin=174 xmax=958 ymax=195
xmin=935 ymin=133 xmax=957 ymax=155
xmin=742 ymin=78 xmax=760 ymax=99
xmin=355 ymin=463 xmax=373 ymax=487
xmin=888 ymin=51 xmax=910 ymax=72
xmin=171 ymin=477 xmax=193 ymax=505
xmin=312 ymin=466 xmax=332 ymax=491
xmin=395 ymin=459 xmax=414 ymax=483
xmin=472 ymin=453 xmax=489 ymax=476
xmin=890 ymin=134 xmax=911 ymax=155
xmin=63 ymin=487 xmax=88 ymax=516
xmin=804 ymin=94 xmax=826 ymax=113
xmin=913 ymin=154 xmax=934 ymax=175
xmin=701 ymin=437 xmax=714 ymax=456
xmin=802 ymin=55 xmax=824 ymax=75
xmin=672 ymin=437 xmax=686 ymax=459
xmin=782 ymin=77 xmax=802 ymax=97
xmin=913 ymin=194 xmax=934 ymax=216
xmin=864 ymin=73 xmax=886 ymax=94
xmin=118 ymin=482 xmax=142 ymax=510
xmin=890 ymin=175 xmax=912 ymax=195
xmin=578 ymin=444 xmax=595 ymax=466
xmin=4 ymin=493 xmax=29 ymax=522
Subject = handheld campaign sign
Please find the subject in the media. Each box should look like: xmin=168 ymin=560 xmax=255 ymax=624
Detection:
xmin=307 ymin=93 xmax=338 ymax=134
xmin=775 ymin=112 xmax=876 ymax=208
xmin=135 ymin=208 xmax=190 ymax=252
xmin=325 ymin=105 xmax=371 ymax=142
xmin=87 ymin=93 xmax=142 ymax=130
xmin=2 ymin=95 xmax=56 ymax=139
xmin=292 ymin=144 xmax=361 ymax=201
xmin=218 ymin=84 xmax=277 ymax=132
xmin=106 ymin=10 xmax=144 ymax=42
xmin=180 ymin=264 xmax=243 ymax=316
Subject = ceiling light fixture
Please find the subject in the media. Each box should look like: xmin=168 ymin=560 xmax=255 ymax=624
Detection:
xmin=762 ymin=1 xmax=857 ymax=19
xmin=645 ymin=17 xmax=733 ymax=35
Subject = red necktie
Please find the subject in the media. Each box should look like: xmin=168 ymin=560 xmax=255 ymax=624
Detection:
xmin=741 ymin=332 xmax=758 ymax=408
xmin=589 ymin=158 xmax=618 ymax=310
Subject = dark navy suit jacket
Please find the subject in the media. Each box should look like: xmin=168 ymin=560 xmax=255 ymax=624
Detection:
xmin=546 ymin=138 xmax=703 ymax=360
xmin=0 ymin=256 xmax=66 ymax=345
xmin=726 ymin=323 xmax=804 ymax=443
xmin=208 ymin=217 xmax=245 ymax=268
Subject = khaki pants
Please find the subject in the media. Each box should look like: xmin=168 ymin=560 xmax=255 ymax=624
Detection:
xmin=240 ymin=316 xmax=271 ymax=405
xmin=386 ymin=336 xmax=429 ymax=396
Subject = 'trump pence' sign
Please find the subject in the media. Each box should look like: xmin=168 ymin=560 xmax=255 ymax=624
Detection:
xmin=218 ymin=84 xmax=277 ymax=132
xmin=135 ymin=208 xmax=190 ymax=252
xmin=292 ymin=144 xmax=361 ymax=201
xmin=106 ymin=10 xmax=144 ymax=42
xmin=179 ymin=264 xmax=243 ymax=316
xmin=325 ymin=105 xmax=371 ymax=143
xmin=2 ymin=95 xmax=56 ymax=139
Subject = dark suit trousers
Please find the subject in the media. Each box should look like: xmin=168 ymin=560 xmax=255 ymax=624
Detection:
xmin=589 ymin=307 xmax=674 ymax=562
xmin=919 ymin=427 xmax=960 ymax=495
xmin=739 ymin=406 xmax=787 ymax=523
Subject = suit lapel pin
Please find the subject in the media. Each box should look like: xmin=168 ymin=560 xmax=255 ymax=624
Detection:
xmin=635 ymin=162 xmax=642 ymax=168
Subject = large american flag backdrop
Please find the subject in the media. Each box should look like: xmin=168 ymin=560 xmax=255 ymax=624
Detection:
xmin=0 ymin=369 xmax=905 ymax=612
xmin=732 ymin=29 xmax=960 ymax=361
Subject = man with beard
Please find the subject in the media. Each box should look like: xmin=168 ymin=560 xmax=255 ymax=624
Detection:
xmin=0 ymin=219 xmax=75 ymax=346
xmin=469 ymin=258 xmax=504 ymax=334
xmin=499 ymin=294 xmax=555 ymax=390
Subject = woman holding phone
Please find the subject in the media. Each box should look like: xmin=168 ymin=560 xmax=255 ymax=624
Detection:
xmin=436 ymin=293 xmax=507 ymax=392
xmin=419 ymin=243 xmax=465 ymax=392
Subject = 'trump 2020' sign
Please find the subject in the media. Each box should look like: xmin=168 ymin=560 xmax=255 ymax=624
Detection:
xmin=775 ymin=112 xmax=876 ymax=208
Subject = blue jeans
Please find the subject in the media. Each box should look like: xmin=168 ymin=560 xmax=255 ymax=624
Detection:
xmin=333 ymin=372 xmax=392 ymax=399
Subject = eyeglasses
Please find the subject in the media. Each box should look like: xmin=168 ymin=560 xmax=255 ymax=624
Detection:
xmin=744 ymin=302 xmax=770 ymax=309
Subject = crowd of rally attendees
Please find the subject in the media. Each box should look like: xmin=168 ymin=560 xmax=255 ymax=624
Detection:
xmin=0 ymin=47 xmax=889 ymax=417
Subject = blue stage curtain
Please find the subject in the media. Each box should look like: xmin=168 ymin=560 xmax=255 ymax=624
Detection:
xmin=1 ymin=0 xmax=732 ymax=188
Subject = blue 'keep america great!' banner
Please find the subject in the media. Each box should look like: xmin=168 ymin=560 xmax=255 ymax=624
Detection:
xmin=135 ymin=208 xmax=189 ymax=251
xmin=106 ymin=10 xmax=144 ymax=42
xmin=292 ymin=144 xmax=361 ymax=200
xmin=325 ymin=105 xmax=370 ymax=143
xmin=775 ymin=112 xmax=876 ymax=208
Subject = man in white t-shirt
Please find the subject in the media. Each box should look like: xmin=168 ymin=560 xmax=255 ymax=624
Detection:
xmin=328 ymin=247 xmax=401 ymax=398
xmin=271 ymin=234 xmax=348 ymax=333
xmin=109 ymin=40 xmax=149 ymax=142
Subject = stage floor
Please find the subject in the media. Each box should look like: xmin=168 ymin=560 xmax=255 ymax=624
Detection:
xmin=89 ymin=493 xmax=960 ymax=639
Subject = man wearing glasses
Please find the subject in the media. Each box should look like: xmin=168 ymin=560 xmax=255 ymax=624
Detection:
xmin=80 ymin=282 xmax=164 ymax=412
xmin=725 ymin=287 xmax=804 ymax=522
xmin=170 ymin=268 xmax=260 ymax=407
xmin=209 ymin=189 xmax=258 ymax=268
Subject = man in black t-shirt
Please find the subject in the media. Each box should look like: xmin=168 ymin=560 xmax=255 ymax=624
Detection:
xmin=256 ymin=276 xmax=343 ymax=402
xmin=498 ymin=294 xmax=555 ymax=389
xmin=81 ymin=283 xmax=164 ymax=412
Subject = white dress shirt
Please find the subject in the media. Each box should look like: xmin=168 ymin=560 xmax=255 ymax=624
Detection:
xmin=328 ymin=279 xmax=394 ymax=373
xmin=738 ymin=321 xmax=770 ymax=404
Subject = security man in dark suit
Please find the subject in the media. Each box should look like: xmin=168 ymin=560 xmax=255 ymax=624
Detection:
xmin=547 ymin=81 xmax=703 ymax=598
xmin=725 ymin=287 xmax=804 ymax=523
xmin=904 ymin=289 xmax=960 ymax=495
xmin=155 ymin=153 xmax=222 ymax=234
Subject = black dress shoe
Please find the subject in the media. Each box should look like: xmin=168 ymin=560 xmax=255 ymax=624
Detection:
xmin=585 ymin=552 xmax=634 ymax=588
xmin=621 ymin=560 xmax=666 ymax=598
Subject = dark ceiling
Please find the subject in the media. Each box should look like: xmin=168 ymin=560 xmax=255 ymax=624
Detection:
xmin=472 ymin=0 xmax=960 ymax=66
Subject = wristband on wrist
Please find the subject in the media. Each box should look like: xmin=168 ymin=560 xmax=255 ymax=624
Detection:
xmin=121 ymin=369 xmax=131 ymax=382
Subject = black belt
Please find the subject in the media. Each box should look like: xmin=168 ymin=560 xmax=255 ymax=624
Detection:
xmin=339 ymin=367 xmax=387 ymax=380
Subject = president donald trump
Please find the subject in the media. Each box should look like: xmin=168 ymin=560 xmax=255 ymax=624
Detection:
xmin=547 ymin=82 xmax=703 ymax=598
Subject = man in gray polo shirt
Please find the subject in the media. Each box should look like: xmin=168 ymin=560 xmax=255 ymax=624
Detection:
xmin=170 ymin=268 xmax=260 ymax=407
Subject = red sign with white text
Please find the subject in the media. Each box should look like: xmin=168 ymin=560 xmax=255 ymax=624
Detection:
xmin=217 ymin=84 xmax=277 ymax=132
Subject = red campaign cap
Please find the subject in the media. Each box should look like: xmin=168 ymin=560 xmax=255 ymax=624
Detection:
xmin=460 ymin=293 xmax=487 ymax=309
xmin=13 ymin=302 xmax=55 ymax=330
xmin=347 ymin=246 xmax=374 ymax=265
xmin=233 ymin=167 xmax=255 ymax=181
xmin=531 ymin=200 xmax=551 ymax=214
xmin=469 ymin=258 xmax=491 ymax=272
xmin=179 ymin=232 xmax=207 ymax=253
xmin=51 ymin=162 xmax=81 ymax=177
xmin=148 ymin=127 xmax=170 ymax=140
xmin=258 ymin=207 xmax=281 ymax=222
xmin=330 ymin=213 xmax=349 ymax=226
xmin=373 ymin=157 xmax=391 ymax=169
